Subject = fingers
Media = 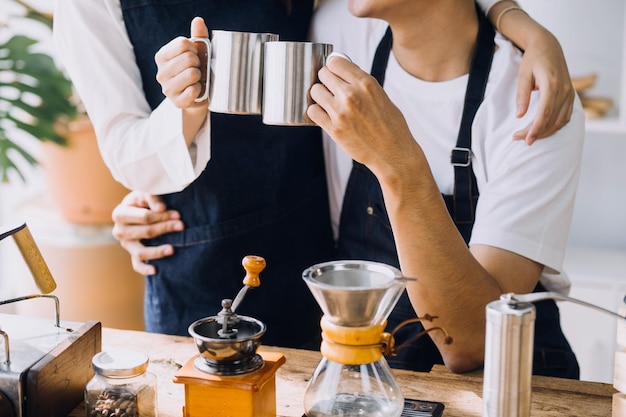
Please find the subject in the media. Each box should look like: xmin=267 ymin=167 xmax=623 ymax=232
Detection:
xmin=515 ymin=69 xmax=534 ymax=119
xmin=523 ymin=90 xmax=555 ymax=145
xmin=156 ymin=42 xmax=204 ymax=107
xmin=112 ymin=194 xmax=180 ymax=230
xmin=112 ymin=216 xmax=183 ymax=241
xmin=513 ymin=31 xmax=574 ymax=144
xmin=143 ymin=193 xmax=169 ymax=212
xmin=154 ymin=16 xmax=210 ymax=108
xmin=513 ymin=79 xmax=574 ymax=145
xmin=121 ymin=240 xmax=175 ymax=276
xmin=131 ymin=258 xmax=156 ymax=277
xmin=121 ymin=191 xmax=166 ymax=211
xmin=190 ymin=16 xmax=209 ymax=38
xmin=111 ymin=192 xmax=183 ymax=250
xmin=112 ymin=192 xmax=182 ymax=276
xmin=311 ymin=56 xmax=363 ymax=116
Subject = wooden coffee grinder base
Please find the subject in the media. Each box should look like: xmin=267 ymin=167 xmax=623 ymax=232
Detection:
xmin=173 ymin=351 xmax=285 ymax=417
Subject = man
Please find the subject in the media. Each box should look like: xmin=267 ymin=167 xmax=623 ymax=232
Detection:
xmin=104 ymin=0 xmax=581 ymax=376
xmin=308 ymin=0 xmax=584 ymax=377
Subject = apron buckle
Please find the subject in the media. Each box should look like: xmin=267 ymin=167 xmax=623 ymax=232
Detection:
xmin=451 ymin=147 xmax=472 ymax=167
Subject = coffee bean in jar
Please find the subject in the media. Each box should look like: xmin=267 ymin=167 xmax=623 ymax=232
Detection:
xmin=85 ymin=349 xmax=157 ymax=417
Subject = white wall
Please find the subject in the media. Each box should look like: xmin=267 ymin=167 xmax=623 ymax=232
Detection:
xmin=520 ymin=0 xmax=626 ymax=383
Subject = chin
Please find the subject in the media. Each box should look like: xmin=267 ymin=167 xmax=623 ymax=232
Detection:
xmin=347 ymin=0 xmax=375 ymax=18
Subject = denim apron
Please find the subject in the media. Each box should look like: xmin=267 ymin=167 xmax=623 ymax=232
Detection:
xmin=336 ymin=8 xmax=579 ymax=378
xmin=120 ymin=0 xmax=335 ymax=349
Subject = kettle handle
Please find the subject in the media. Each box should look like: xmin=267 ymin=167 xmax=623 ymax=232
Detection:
xmin=0 ymin=222 xmax=56 ymax=294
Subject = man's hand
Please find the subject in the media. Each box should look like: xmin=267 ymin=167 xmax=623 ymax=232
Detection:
xmin=111 ymin=191 xmax=184 ymax=276
xmin=308 ymin=54 xmax=418 ymax=177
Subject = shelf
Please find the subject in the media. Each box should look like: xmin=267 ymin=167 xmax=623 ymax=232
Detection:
xmin=586 ymin=117 xmax=626 ymax=135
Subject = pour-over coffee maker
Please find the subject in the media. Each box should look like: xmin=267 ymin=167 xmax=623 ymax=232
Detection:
xmin=302 ymin=260 xmax=407 ymax=417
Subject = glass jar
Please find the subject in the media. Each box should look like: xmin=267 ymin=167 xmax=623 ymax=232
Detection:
xmin=85 ymin=349 xmax=157 ymax=417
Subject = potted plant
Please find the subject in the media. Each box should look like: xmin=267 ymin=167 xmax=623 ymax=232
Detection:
xmin=0 ymin=0 xmax=128 ymax=224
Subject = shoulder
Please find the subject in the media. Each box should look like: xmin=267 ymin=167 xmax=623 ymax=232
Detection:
xmin=479 ymin=34 xmax=585 ymax=153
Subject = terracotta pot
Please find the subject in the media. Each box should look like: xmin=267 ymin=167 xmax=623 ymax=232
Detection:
xmin=39 ymin=116 xmax=129 ymax=224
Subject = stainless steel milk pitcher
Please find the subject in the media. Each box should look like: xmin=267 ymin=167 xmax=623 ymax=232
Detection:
xmin=193 ymin=30 xmax=278 ymax=115
xmin=262 ymin=41 xmax=333 ymax=126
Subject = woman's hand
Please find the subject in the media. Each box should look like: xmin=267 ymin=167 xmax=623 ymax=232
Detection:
xmin=513 ymin=28 xmax=575 ymax=145
xmin=154 ymin=16 xmax=209 ymax=109
xmin=111 ymin=191 xmax=184 ymax=276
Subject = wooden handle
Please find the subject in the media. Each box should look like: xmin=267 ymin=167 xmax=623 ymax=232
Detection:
xmin=241 ymin=255 xmax=266 ymax=288
xmin=10 ymin=224 xmax=57 ymax=294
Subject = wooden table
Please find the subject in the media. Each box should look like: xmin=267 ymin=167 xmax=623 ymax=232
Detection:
xmin=70 ymin=328 xmax=616 ymax=416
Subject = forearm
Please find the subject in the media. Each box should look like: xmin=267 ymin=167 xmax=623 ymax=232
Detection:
xmin=376 ymin=149 xmax=502 ymax=372
xmin=487 ymin=0 xmax=555 ymax=52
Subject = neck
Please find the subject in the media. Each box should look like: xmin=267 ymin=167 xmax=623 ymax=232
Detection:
xmin=386 ymin=1 xmax=479 ymax=82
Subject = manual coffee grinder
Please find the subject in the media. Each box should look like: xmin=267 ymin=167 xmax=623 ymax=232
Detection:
xmin=483 ymin=291 xmax=626 ymax=417
xmin=301 ymin=260 xmax=409 ymax=417
xmin=173 ymin=255 xmax=285 ymax=417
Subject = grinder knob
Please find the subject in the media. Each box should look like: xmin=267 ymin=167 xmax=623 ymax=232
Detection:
xmin=229 ymin=255 xmax=266 ymax=314
xmin=242 ymin=255 xmax=266 ymax=288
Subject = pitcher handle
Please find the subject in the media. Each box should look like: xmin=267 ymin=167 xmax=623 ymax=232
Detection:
xmin=190 ymin=37 xmax=211 ymax=102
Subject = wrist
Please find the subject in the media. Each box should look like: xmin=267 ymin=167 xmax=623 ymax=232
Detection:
xmin=182 ymin=105 xmax=208 ymax=146
xmin=494 ymin=2 xmax=526 ymax=34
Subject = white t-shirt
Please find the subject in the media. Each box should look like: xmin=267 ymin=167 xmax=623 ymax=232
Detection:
xmin=310 ymin=0 xmax=586 ymax=293
xmin=53 ymin=0 xmax=497 ymax=194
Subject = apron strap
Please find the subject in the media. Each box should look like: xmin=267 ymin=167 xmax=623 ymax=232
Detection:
xmin=367 ymin=6 xmax=495 ymax=231
xmin=370 ymin=26 xmax=393 ymax=86
xmin=452 ymin=7 xmax=495 ymax=224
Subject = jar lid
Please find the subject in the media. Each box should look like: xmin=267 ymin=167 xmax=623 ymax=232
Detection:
xmin=92 ymin=349 xmax=149 ymax=378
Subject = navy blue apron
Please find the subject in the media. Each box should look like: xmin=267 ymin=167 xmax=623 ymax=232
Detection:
xmin=120 ymin=0 xmax=335 ymax=349
xmin=335 ymin=7 xmax=579 ymax=378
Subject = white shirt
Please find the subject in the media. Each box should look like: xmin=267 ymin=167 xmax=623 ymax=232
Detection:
xmin=310 ymin=0 xmax=586 ymax=293
xmin=53 ymin=0 xmax=210 ymax=194
xmin=52 ymin=0 xmax=496 ymax=195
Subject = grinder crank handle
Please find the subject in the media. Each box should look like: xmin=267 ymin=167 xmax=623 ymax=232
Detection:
xmin=0 ymin=222 xmax=57 ymax=294
xmin=231 ymin=255 xmax=266 ymax=313
xmin=242 ymin=255 xmax=266 ymax=287
xmin=504 ymin=291 xmax=626 ymax=321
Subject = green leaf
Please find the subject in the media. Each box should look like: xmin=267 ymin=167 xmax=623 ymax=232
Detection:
xmin=0 ymin=31 xmax=78 ymax=182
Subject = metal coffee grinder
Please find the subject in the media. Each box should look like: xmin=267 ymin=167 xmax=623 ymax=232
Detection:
xmin=301 ymin=260 xmax=408 ymax=417
xmin=483 ymin=291 xmax=626 ymax=417
xmin=173 ymin=255 xmax=285 ymax=417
